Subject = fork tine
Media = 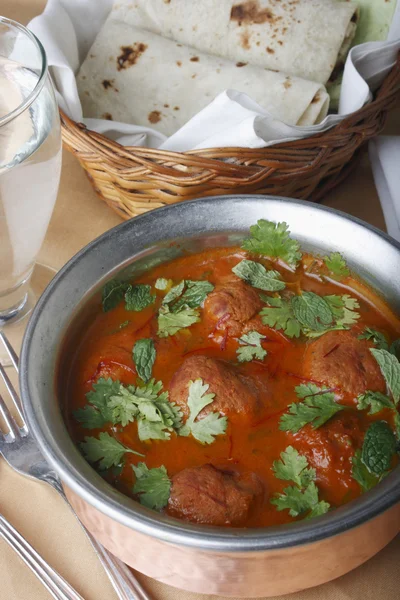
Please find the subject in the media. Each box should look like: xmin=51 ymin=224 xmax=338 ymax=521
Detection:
xmin=0 ymin=332 xmax=19 ymax=372
xmin=0 ymin=391 xmax=18 ymax=441
xmin=0 ymin=362 xmax=27 ymax=433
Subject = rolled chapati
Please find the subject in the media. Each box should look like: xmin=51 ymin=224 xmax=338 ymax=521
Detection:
xmin=77 ymin=20 xmax=329 ymax=137
xmin=111 ymin=0 xmax=359 ymax=85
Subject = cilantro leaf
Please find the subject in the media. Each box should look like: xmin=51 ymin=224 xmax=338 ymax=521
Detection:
xmin=260 ymin=296 xmax=301 ymax=338
xmin=82 ymin=377 xmax=122 ymax=425
xmin=271 ymin=482 xmax=329 ymax=518
xmin=361 ymin=421 xmax=396 ymax=476
xmin=155 ymin=278 xmax=170 ymax=290
xmin=356 ymin=391 xmax=395 ymax=415
xmin=324 ymin=252 xmax=350 ymax=278
xmin=81 ymin=432 xmax=144 ymax=470
xmin=133 ymin=338 xmax=156 ymax=383
xmin=272 ymin=446 xmax=315 ymax=488
xmin=157 ymin=304 xmax=200 ymax=337
xmin=358 ymin=328 xmax=389 ymax=351
xmin=242 ymin=220 xmax=302 ymax=268
xmin=370 ymin=348 xmax=400 ymax=404
xmin=351 ymin=450 xmax=381 ymax=492
xmin=190 ymin=412 xmax=228 ymax=444
xmin=180 ymin=379 xmax=227 ymax=444
xmin=232 ymin=259 xmax=285 ymax=292
xmin=132 ymin=462 xmax=171 ymax=510
xmin=279 ymin=384 xmax=345 ymax=433
xmin=73 ymin=406 xmax=109 ymax=430
xmin=236 ymin=331 xmax=267 ymax=363
xmin=271 ymin=447 xmax=329 ymax=519
xmin=292 ymin=292 xmax=333 ymax=332
xmin=102 ymin=279 xmax=129 ymax=312
xmin=125 ymin=284 xmax=155 ymax=312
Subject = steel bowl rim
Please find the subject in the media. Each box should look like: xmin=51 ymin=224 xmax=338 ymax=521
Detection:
xmin=20 ymin=194 xmax=400 ymax=552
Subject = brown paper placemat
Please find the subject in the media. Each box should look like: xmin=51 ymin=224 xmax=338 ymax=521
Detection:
xmin=1 ymin=2 xmax=399 ymax=597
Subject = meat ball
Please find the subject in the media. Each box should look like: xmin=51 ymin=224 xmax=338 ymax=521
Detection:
xmin=204 ymin=278 xmax=263 ymax=337
xmin=303 ymin=330 xmax=385 ymax=397
xmin=167 ymin=464 xmax=264 ymax=526
xmin=169 ymin=355 xmax=263 ymax=421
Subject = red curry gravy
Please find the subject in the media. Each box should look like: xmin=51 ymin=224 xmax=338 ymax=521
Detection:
xmin=65 ymin=246 xmax=400 ymax=528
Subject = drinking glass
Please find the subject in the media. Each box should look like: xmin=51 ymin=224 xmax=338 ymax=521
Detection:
xmin=0 ymin=17 xmax=62 ymax=360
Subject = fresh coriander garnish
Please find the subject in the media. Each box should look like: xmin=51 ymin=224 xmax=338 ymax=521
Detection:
xmin=260 ymin=296 xmax=302 ymax=338
xmin=132 ymin=462 xmax=171 ymax=510
xmin=356 ymin=391 xmax=395 ymax=415
xmin=242 ymin=220 xmax=302 ymax=268
xmin=370 ymin=348 xmax=400 ymax=404
xmin=271 ymin=446 xmax=330 ymax=519
xmin=157 ymin=304 xmax=200 ymax=337
xmin=133 ymin=338 xmax=156 ymax=383
xmin=232 ymin=259 xmax=285 ymax=292
xmin=125 ymin=284 xmax=155 ymax=312
xmin=102 ymin=279 xmax=129 ymax=312
xmin=260 ymin=292 xmax=359 ymax=339
xmin=352 ymin=421 xmax=396 ymax=491
xmin=324 ymin=252 xmax=349 ymax=278
xmin=81 ymin=432 xmax=144 ymax=470
xmin=179 ymin=379 xmax=227 ymax=444
xmin=236 ymin=331 xmax=267 ymax=363
xmin=74 ymin=377 xmax=182 ymax=441
xmin=279 ymin=384 xmax=345 ymax=433
xmin=358 ymin=328 xmax=389 ymax=351
xmin=74 ymin=377 xmax=121 ymax=429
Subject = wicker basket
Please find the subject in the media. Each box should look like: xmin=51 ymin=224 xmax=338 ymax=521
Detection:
xmin=61 ymin=53 xmax=400 ymax=221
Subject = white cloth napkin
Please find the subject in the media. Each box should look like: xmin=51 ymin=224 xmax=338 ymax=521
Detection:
xmin=28 ymin=0 xmax=400 ymax=151
xmin=369 ymin=137 xmax=400 ymax=242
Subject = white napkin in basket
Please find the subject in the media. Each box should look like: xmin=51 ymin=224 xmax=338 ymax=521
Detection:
xmin=29 ymin=0 xmax=400 ymax=151
xmin=369 ymin=136 xmax=400 ymax=242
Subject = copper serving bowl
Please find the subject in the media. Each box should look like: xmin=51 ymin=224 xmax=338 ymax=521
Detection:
xmin=20 ymin=196 xmax=400 ymax=597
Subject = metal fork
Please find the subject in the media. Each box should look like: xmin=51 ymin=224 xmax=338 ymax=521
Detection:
xmin=0 ymin=331 xmax=152 ymax=600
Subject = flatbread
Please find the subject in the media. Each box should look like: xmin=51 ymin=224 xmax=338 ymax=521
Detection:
xmin=111 ymin=0 xmax=359 ymax=84
xmin=77 ymin=20 xmax=329 ymax=137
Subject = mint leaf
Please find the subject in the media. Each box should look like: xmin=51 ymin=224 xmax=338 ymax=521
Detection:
xmin=163 ymin=281 xmax=185 ymax=305
xmin=279 ymin=383 xmax=345 ymax=433
xmin=102 ymin=280 xmax=129 ymax=312
xmin=352 ymin=450 xmax=381 ymax=492
xmin=260 ymin=296 xmax=301 ymax=338
xmin=155 ymin=278 xmax=170 ymax=290
xmin=361 ymin=421 xmax=396 ymax=476
xmin=303 ymin=294 xmax=359 ymax=337
xmin=157 ymin=304 xmax=200 ymax=337
xmin=292 ymin=292 xmax=334 ymax=332
xmin=370 ymin=348 xmax=400 ymax=404
xmin=132 ymin=463 xmax=171 ymax=510
xmin=125 ymin=284 xmax=155 ymax=312
xmin=236 ymin=331 xmax=267 ymax=363
xmin=324 ymin=252 xmax=349 ymax=278
xmin=181 ymin=379 xmax=227 ymax=444
xmin=356 ymin=391 xmax=395 ymax=415
xmin=272 ymin=446 xmax=315 ymax=488
xmin=73 ymin=406 xmax=108 ymax=430
xmin=232 ymin=259 xmax=285 ymax=292
xmin=242 ymin=220 xmax=302 ymax=268
xmin=133 ymin=338 xmax=156 ymax=383
xmin=81 ymin=432 xmax=143 ymax=470
xmin=358 ymin=328 xmax=389 ymax=351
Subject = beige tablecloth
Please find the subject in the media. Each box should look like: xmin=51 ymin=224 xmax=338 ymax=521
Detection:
xmin=1 ymin=2 xmax=400 ymax=598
